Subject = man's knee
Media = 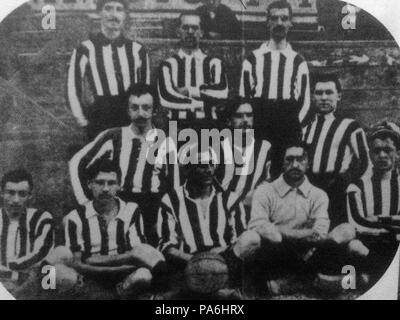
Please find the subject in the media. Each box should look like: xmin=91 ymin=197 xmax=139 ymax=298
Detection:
xmin=118 ymin=268 xmax=153 ymax=297
xmin=328 ymin=223 xmax=356 ymax=245
xmin=255 ymin=224 xmax=282 ymax=244
xmin=45 ymin=246 xmax=74 ymax=266
xmin=233 ymin=230 xmax=262 ymax=260
xmin=53 ymin=264 xmax=82 ymax=294
xmin=129 ymin=244 xmax=165 ymax=268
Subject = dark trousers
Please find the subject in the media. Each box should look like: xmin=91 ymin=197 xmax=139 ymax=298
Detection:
xmin=119 ymin=192 xmax=162 ymax=247
xmin=309 ymin=173 xmax=349 ymax=228
xmin=252 ymin=99 xmax=302 ymax=180
xmin=87 ymin=96 xmax=130 ymax=141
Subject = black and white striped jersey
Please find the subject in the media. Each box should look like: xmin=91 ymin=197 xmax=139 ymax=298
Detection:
xmin=67 ymin=33 xmax=150 ymax=126
xmin=157 ymin=186 xmax=246 ymax=255
xmin=158 ymin=49 xmax=228 ymax=121
xmin=64 ymin=198 xmax=145 ymax=258
xmin=0 ymin=208 xmax=53 ymax=271
xmin=69 ymin=126 xmax=180 ymax=205
xmin=239 ymin=42 xmax=310 ymax=125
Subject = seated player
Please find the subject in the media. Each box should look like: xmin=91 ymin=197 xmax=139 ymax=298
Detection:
xmin=219 ymin=98 xmax=271 ymax=210
xmin=157 ymin=145 xmax=262 ymax=293
xmin=0 ymin=169 xmax=54 ymax=299
xmin=48 ymin=159 xmax=166 ymax=299
xmin=248 ymin=142 xmax=357 ymax=295
xmin=346 ymin=122 xmax=400 ymax=285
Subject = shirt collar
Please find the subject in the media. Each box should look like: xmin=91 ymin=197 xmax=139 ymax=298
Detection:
xmin=123 ymin=125 xmax=159 ymax=143
xmin=183 ymin=183 xmax=216 ymax=203
xmin=92 ymin=32 xmax=127 ymax=47
xmin=178 ymin=49 xmax=206 ymax=60
xmin=260 ymin=41 xmax=293 ymax=55
xmin=274 ymin=175 xmax=312 ymax=198
xmin=85 ymin=198 xmax=126 ymax=220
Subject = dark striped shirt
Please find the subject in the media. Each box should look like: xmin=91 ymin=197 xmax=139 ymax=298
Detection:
xmin=67 ymin=33 xmax=150 ymax=126
xmin=219 ymin=137 xmax=271 ymax=203
xmin=64 ymin=199 xmax=145 ymax=258
xmin=69 ymin=126 xmax=179 ymax=204
xmin=158 ymin=49 xmax=228 ymax=121
xmin=303 ymin=114 xmax=371 ymax=178
xmin=239 ymin=42 xmax=310 ymax=125
xmin=347 ymin=171 xmax=400 ymax=233
xmin=157 ymin=186 xmax=246 ymax=254
xmin=0 ymin=208 xmax=53 ymax=272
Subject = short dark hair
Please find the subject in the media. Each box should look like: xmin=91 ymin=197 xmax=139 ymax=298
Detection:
xmin=266 ymin=0 xmax=293 ymax=19
xmin=311 ymin=72 xmax=342 ymax=93
xmin=1 ymin=169 xmax=33 ymax=190
xmin=369 ymin=121 xmax=400 ymax=150
xmin=96 ymin=0 xmax=129 ymax=12
xmin=225 ymin=97 xmax=254 ymax=120
xmin=127 ymin=83 xmax=156 ymax=100
xmin=86 ymin=157 xmax=121 ymax=183
xmin=284 ymin=141 xmax=309 ymax=159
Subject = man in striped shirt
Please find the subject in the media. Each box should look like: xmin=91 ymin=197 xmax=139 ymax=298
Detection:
xmin=0 ymin=169 xmax=54 ymax=298
xmin=157 ymin=13 xmax=229 ymax=130
xmin=157 ymin=146 xmax=262 ymax=290
xmin=303 ymin=73 xmax=371 ymax=228
xmin=219 ymin=98 xmax=271 ymax=214
xmin=51 ymin=159 xmax=165 ymax=298
xmin=346 ymin=123 xmax=400 ymax=284
xmin=239 ymin=0 xmax=310 ymax=179
xmin=67 ymin=0 xmax=150 ymax=140
xmin=69 ymin=84 xmax=179 ymax=246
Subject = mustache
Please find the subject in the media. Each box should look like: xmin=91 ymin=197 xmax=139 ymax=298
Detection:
xmin=272 ymin=25 xmax=286 ymax=33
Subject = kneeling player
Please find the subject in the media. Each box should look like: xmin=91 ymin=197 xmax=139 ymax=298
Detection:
xmin=48 ymin=159 xmax=166 ymax=299
xmin=346 ymin=122 xmax=400 ymax=285
xmin=0 ymin=169 xmax=54 ymax=299
xmin=157 ymin=145 xmax=261 ymax=296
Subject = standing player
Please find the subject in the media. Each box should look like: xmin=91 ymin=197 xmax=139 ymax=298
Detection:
xmin=303 ymin=73 xmax=371 ymax=228
xmin=0 ymin=169 xmax=54 ymax=298
xmin=219 ymin=98 xmax=271 ymax=212
xmin=346 ymin=122 xmax=400 ymax=284
xmin=51 ymin=159 xmax=165 ymax=299
xmin=239 ymin=0 xmax=310 ymax=179
xmin=69 ymin=84 xmax=179 ymax=246
xmin=158 ymin=12 xmax=229 ymax=130
xmin=67 ymin=0 xmax=150 ymax=140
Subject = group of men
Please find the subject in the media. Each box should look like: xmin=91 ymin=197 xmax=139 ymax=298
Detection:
xmin=1 ymin=0 xmax=400 ymax=299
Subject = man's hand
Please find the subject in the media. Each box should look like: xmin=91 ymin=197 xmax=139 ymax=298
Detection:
xmin=256 ymin=223 xmax=282 ymax=243
xmin=176 ymin=87 xmax=189 ymax=97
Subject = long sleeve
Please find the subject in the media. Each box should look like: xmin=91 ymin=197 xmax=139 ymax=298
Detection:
xmin=67 ymin=46 xmax=90 ymax=127
xmin=63 ymin=212 xmax=84 ymax=253
xmin=310 ymin=191 xmax=330 ymax=238
xmin=127 ymin=207 xmax=146 ymax=249
xmin=69 ymin=130 xmax=116 ymax=204
xmin=8 ymin=212 xmax=54 ymax=271
xmin=349 ymin=127 xmax=371 ymax=181
xmin=248 ymin=184 xmax=274 ymax=230
xmin=138 ymin=46 xmax=151 ymax=85
xmin=346 ymin=184 xmax=385 ymax=233
xmin=200 ymin=58 xmax=229 ymax=101
xmin=239 ymin=55 xmax=255 ymax=98
xmin=156 ymin=202 xmax=180 ymax=253
xmin=296 ymin=60 xmax=311 ymax=126
xmin=158 ymin=60 xmax=203 ymax=111
xmin=230 ymin=201 xmax=247 ymax=241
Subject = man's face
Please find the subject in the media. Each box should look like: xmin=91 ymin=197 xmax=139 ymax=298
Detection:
xmin=205 ymin=0 xmax=221 ymax=11
xmin=188 ymin=152 xmax=217 ymax=186
xmin=128 ymin=93 xmax=153 ymax=129
xmin=267 ymin=8 xmax=292 ymax=42
xmin=88 ymin=171 xmax=120 ymax=203
xmin=231 ymin=103 xmax=254 ymax=130
xmin=100 ymin=1 xmax=126 ymax=32
xmin=2 ymin=181 xmax=32 ymax=218
xmin=370 ymin=137 xmax=399 ymax=173
xmin=313 ymin=81 xmax=341 ymax=115
xmin=178 ymin=15 xmax=203 ymax=50
xmin=283 ymin=147 xmax=308 ymax=182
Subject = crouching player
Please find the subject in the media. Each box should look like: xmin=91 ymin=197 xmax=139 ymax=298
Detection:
xmin=248 ymin=143 xmax=357 ymax=295
xmin=346 ymin=122 xmax=400 ymax=286
xmin=0 ymin=169 xmax=54 ymax=299
xmin=47 ymin=159 xmax=166 ymax=299
xmin=157 ymin=145 xmax=261 ymax=297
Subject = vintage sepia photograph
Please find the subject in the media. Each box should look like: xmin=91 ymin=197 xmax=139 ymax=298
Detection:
xmin=0 ymin=0 xmax=399 ymax=300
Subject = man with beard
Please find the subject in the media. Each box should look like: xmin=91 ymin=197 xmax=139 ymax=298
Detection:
xmin=248 ymin=143 xmax=357 ymax=295
xmin=0 ymin=169 xmax=54 ymax=299
xmin=239 ymin=0 xmax=311 ymax=179
xmin=70 ymin=84 xmax=179 ymax=246
xmin=303 ymin=73 xmax=371 ymax=228
xmin=346 ymin=122 xmax=400 ymax=285
xmin=158 ymin=12 xmax=229 ymax=131
xmin=50 ymin=159 xmax=166 ymax=299
xmin=67 ymin=0 xmax=150 ymax=140
xmin=218 ymin=98 xmax=272 ymax=216
xmin=195 ymin=0 xmax=241 ymax=40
